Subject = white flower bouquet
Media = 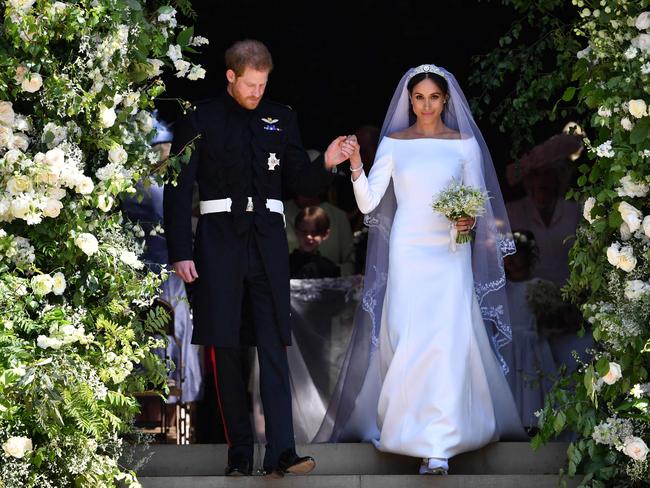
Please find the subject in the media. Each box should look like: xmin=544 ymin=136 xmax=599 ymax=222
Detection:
xmin=432 ymin=180 xmax=488 ymax=250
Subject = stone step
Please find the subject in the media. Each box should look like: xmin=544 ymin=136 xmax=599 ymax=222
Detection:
xmin=127 ymin=442 xmax=569 ymax=477
xmin=138 ymin=474 xmax=579 ymax=488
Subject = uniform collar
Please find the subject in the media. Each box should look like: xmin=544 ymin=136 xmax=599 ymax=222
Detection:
xmin=222 ymin=89 xmax=262 ymax=115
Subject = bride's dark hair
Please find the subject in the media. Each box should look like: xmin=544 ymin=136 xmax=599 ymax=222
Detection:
xmin=406 ymin=72 xmax=448 ymax=96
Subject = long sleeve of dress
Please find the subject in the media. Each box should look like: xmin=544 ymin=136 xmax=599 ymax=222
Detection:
xmin=462 ymin=137 xmax=485 ymax=190
xmin=352 ymin=137 xmax=394 ymax=214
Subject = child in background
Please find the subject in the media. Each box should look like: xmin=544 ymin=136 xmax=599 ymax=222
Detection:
xmin=290 ymin=207 xmax=340 ymax=279
xmin=504 ymin=230 xmax=557 ymax=432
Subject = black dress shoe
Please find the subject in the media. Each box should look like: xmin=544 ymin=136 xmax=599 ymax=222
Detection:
xmin=277 ymin=449 xmax=316 ymax=475
xmin=225 ymin=456 xmax=252 ymax=476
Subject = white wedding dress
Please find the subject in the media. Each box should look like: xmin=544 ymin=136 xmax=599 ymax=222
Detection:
xmin=352 ymin=135 xmax=524 ymax=460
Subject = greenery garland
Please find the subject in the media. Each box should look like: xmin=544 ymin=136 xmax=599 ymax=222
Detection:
xmin=0 ymin=1 xmax=205 ymax=486
xmin=519 ymin=1 xmax=650 ymax=486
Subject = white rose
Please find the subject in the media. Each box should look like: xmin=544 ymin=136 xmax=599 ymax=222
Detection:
xmin=620 ymin=222 xmax=632 ymax=241
xmin=10 ymin=195 xmax=30 ymax=220
xmin=13 ymin=114 xmax=30 ymax=132
xmin=147 ymin=59 xmax=164 ymax=78
xmin=74 ymin=233 xmax=99 ymax=256
xmin=0 ymin=126 xmax=13 ymax=148
xmin=0 ymin=101 xmax=15 ymax=127
xmin=120 ymin=250 xmax=144 ymax=269
xmin=623 ymin=436 xmax=649 ymax=461
xmin=2 ymin=436 xmax=32 ymax=459
xmin=166 ymin=44 xmax=182 ymax=61
xmin=625 ymin=280 xmax=649 ymax=300
xmin=621 ymin=117 xmax=634 ymax=131
xmin=618 ymin=202 xmax=643 ymax=232
xmin=606 ymin=242 xmax=621 ymax=267
xmin=644 ymin=216 xmax=650 ymax=238
xmin=14 ymin=65 xmax=28 ymax=83
xmin=6 ymin=175 xmax=32 ymax=195
xmin=44 ymin=147 xmax=65 ymax=170
xmin=97 ymin=194 xmax=114 ymax=212
xmin=633 ymin=34 xmax=650 ymax=53
xmin=583 ymin=197 xmax=596 ymax=223
xmin=617 ymin=175 xmax=649 ymax=198
xmin=98 ymin=104 xmax=117 ymax=128
xmin=43 ymin=199 xmax=63 ymax=218
xmin=602 ymin=362 xmax=622 ymax=385
xmin=51 ymin=272 xmax=66 ymax=295
xmin=636 ymin=12 xmax=650 ymax=31
xmin=108 ymin=145 xmax=128 ymax=165
xmin=10 ymin=132 xmax=29 ymax=151
xmin=190 ymin=36 xmax=209 ymax=46
xmin=629 ymin=99 xmax=648 ymax=119
xmin=21 ymin=73 xmax=42 ymax=93
xmin=47 ymin=187 xmax=66 ymax=200
xmin=4 ymin=149 xmax=22 ymax=164
xmin=617 ymin=245 xmax=637 ymax=272
xmin=31 ymin=274 xmax=54 ymax=296
xmin=75 ymin=175 xmax=94 ymax=195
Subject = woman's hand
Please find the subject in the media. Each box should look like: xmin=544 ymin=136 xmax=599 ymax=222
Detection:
xmin=455 ymin=217 xmax=475 ymax=235
xmin=345 ymin=135 xmax=364 ymax=181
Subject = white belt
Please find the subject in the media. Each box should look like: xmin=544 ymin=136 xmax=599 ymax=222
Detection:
xmin=199 ymin=197 xmax=284 ymax=215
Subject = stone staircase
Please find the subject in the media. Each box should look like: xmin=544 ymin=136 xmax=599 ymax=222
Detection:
xmin=128 ymin=442 xmax=579 ymax=487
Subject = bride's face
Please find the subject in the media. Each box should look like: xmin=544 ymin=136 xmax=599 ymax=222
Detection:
xmin=409 ymin=79 xmax=446 ymax=122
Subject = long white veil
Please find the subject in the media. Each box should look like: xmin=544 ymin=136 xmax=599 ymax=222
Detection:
xmin=314 ymin=64 xmax=517 ymax=442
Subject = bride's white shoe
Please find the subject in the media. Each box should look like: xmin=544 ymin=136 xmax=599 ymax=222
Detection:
xmin=419 ymin=457 xmax=448 ymax=475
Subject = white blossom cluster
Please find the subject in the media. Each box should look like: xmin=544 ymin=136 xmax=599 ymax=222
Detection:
xmin=0 ymin=108 xmax=95 ymax=225
xmin=592 ymin=416 xmax=635 ymax=448
xmin=0 ymin=231 xmax=35 ymax=268
xmin=583 ymin=300 xmax=643 ymax=351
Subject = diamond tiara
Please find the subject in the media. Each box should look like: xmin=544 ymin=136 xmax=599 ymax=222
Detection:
xmin=408 ymin=64 xmax=445 ymax=80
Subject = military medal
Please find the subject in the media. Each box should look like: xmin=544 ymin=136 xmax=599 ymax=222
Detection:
xmin=267 ymin=153 xmax=280 ymax=171
xmin=262 ymin=117 xmax=282 ymax=131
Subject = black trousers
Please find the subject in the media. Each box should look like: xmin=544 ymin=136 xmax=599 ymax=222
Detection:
xmin=210 ymin=233 xmax=295 ymax=468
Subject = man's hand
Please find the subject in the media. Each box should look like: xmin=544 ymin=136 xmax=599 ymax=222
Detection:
xmin=324 ymin=135 xmax=356 ymax=169
xmin=455 ymin=217 xmax=476 ymax=235
xmin=173 ymin=260 xmax=199 ymax=283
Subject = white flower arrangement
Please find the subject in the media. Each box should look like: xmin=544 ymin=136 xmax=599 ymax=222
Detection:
xmin=432 ymin=180 xmax=488 ymax=247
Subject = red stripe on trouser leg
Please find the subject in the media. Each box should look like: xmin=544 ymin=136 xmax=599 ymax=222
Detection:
xmin=210 ymin=346 xmax=232 ymax=447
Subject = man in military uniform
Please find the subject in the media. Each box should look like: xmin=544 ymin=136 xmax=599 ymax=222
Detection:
xmin=163 ymin=39 xmax=354 ymax=476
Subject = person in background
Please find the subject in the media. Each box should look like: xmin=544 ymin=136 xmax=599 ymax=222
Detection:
xmin=505 ymin=131 xmax=590 ymax=374
xmin=290 ymin=206 xmax=340 ymax=279
xmin=505 ymin=132 xmax=583 ymax=285
xmin=285 ymin=150 xmax=355 ymax=275
xmin=503 ymin=230 xmax=556 ymax=433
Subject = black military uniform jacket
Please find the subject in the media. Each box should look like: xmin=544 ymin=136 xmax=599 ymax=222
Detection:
xmin=163 ymin=91 xmax=334 ymax=347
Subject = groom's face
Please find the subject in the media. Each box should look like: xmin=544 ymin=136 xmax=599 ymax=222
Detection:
xmin=226 ymin=67 xmax=269 ymax=110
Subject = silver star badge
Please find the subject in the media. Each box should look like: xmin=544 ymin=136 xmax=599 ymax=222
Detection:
xmin=267 ymin=153 xmax=280 ymax=171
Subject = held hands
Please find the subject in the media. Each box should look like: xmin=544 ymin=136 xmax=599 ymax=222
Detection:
xmin=173 ymin=260 xmax=199 ymax=283
xmin=455 ymin=217 xmax=476 ymax=235
xmin=324 ymin=135 xmax=362 ymax=170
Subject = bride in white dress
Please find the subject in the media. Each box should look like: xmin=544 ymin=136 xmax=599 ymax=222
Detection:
xmin=321 ymin=65 xmax=525 ymax=474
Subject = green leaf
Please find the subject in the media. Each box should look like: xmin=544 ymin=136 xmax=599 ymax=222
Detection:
xmin=553 ymin=411 xmax=566 ymax=433
xmin=630 ymin=119 xmax=649 ymax=145
xmin=177 ymin=26 xmax=194 ymax=48
xmin=562 ymin=86 xmax=576 ymax=102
